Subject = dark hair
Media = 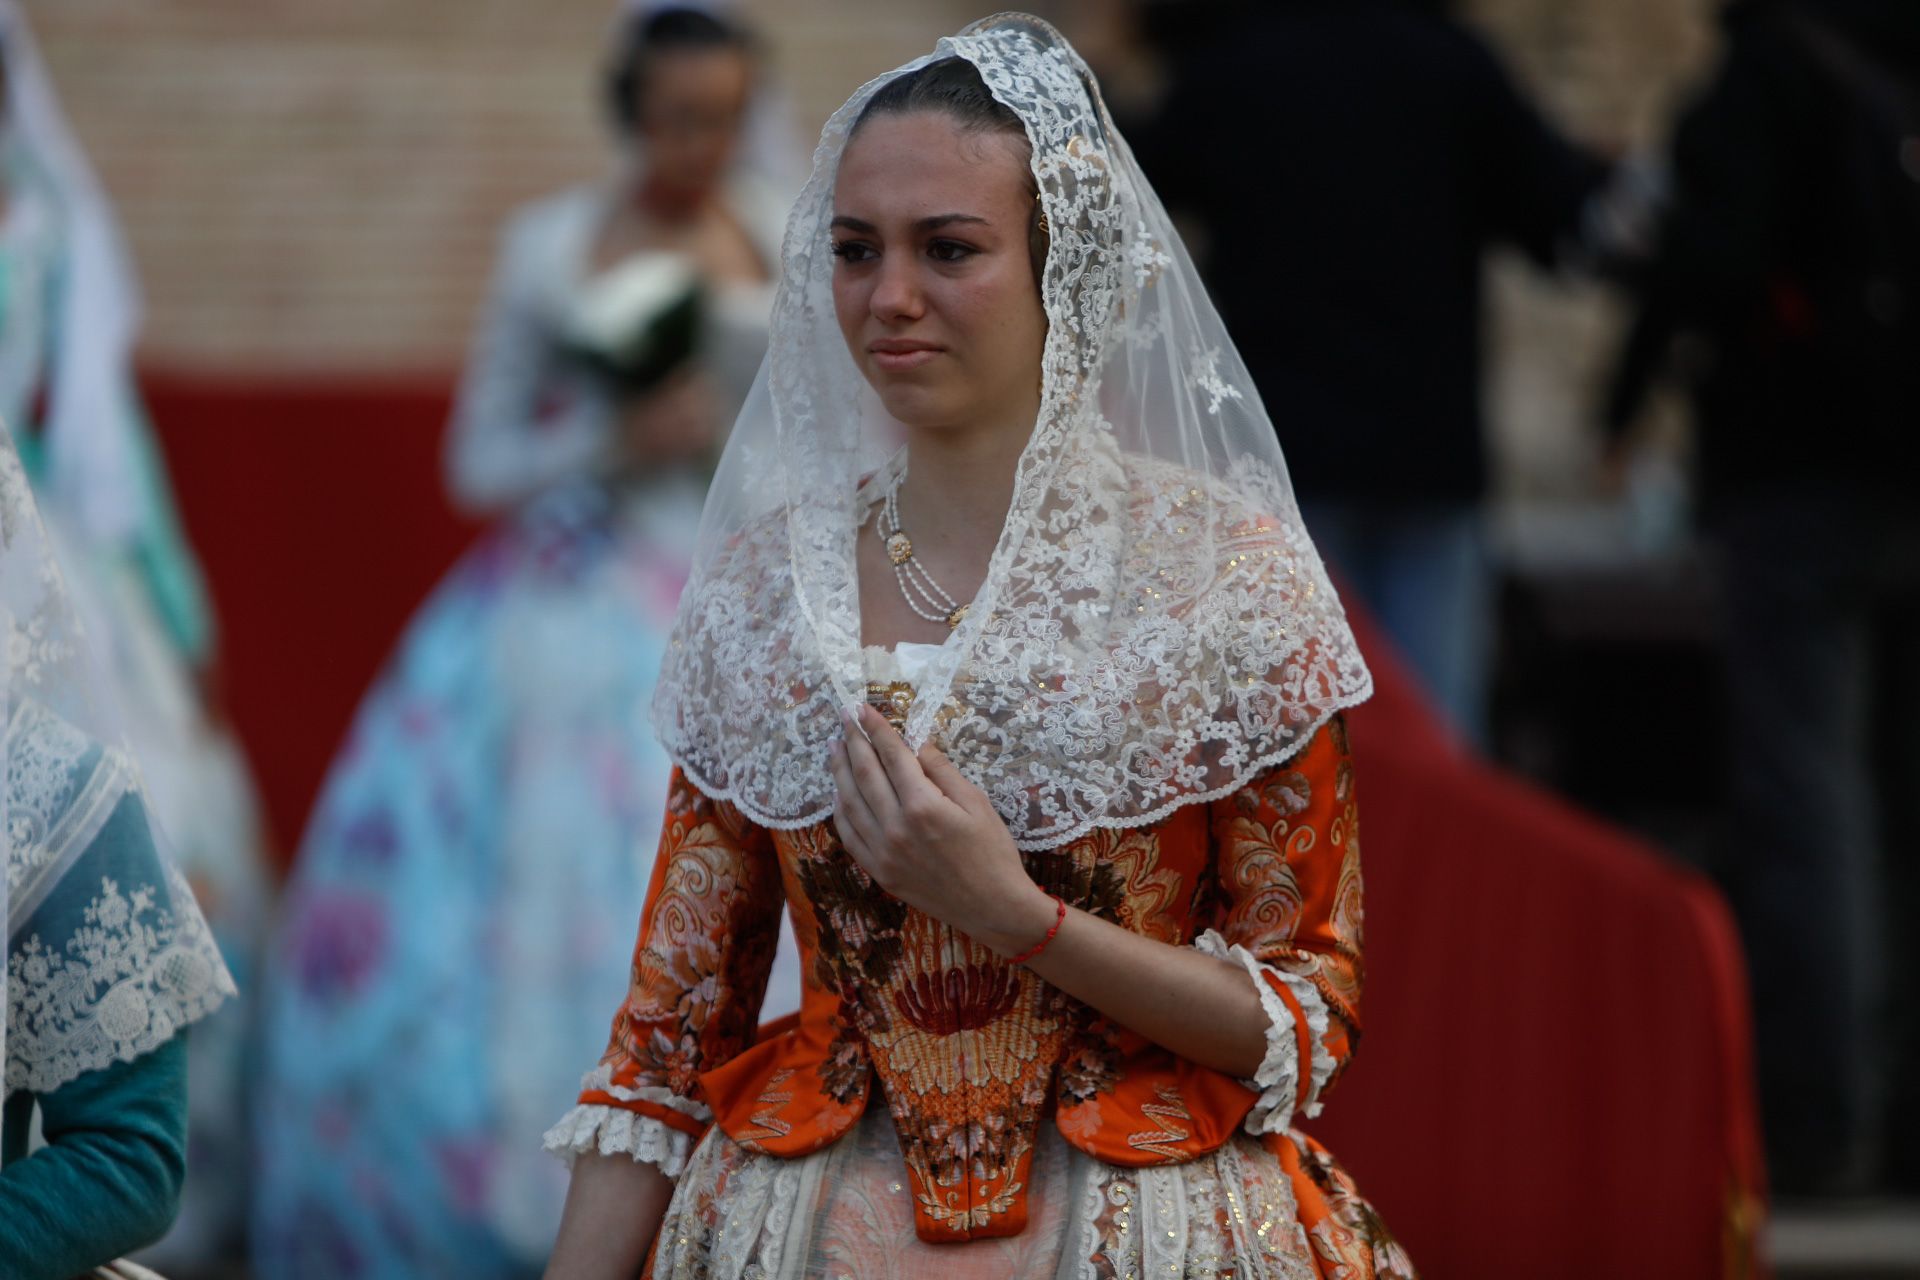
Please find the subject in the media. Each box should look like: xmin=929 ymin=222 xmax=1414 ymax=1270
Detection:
xmin=855 ymin=57 xmax=1024 ymax=142
xmin=851 ymin=57 xmax=1048 ymax=283
xmin=604 ymin=6 xmax=755 ymax=134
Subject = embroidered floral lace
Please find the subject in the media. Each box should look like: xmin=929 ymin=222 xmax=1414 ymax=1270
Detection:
xmin=651 ymin=13 xmax=1371 ymax=851
xmin=4 ymin=427 xmax=235 ymax=1103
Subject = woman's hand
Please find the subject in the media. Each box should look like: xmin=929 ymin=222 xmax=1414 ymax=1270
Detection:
xmin=828 ymin=704 xmax=1057 ymax=956
xmin=828 ymin=702 xmax=1269 ymax=1078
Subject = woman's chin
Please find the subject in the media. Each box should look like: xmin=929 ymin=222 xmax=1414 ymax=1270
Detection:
xmin=873 ymin=386 xmax=961 ymax=432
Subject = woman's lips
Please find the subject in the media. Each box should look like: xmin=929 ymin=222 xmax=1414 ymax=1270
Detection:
xmin=869 ymin=342 xmax=942 ymax=372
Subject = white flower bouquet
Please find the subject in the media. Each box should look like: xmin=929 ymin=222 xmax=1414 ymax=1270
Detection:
xmin=565 ymin=251 xmax=705 ymax=396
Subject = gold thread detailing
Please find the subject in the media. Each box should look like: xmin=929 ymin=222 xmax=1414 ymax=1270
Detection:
xmin=866 ymin=680 xmax=915 ymax=732
xmin=736 ymin=1067 xmax=797 ymax=1146
xmin=904 ymin=1135 xmax=1031 ymax=1230
xmin=1126 ymin=1083 xmax=1193 ymax=1160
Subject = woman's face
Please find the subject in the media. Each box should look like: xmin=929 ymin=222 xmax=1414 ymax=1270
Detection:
xmin=831 ymin=112 xmax=1047 ymax=437
xmin=632 ymin=48 xmax=751 ymax=199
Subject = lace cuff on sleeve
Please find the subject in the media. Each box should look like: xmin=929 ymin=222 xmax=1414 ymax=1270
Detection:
xmin=542 ymin=1103 xmax=695 ymax=1177
xmin=540 ymin=1065 xmax=712 ymax=1177
xmin=1194 ymin=928 xmax=1336 ymax=1131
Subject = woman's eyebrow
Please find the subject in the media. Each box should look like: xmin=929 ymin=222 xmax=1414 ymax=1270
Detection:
xmin=830 ymin=213 xmax=991 ymax=234
xmin=915 ymin=213 xmax=990 ymax=232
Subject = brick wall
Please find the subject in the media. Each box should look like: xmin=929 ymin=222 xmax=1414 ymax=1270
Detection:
xmin=21 ymin=0 xmax=980 ymax=374
xmin=24 ymin=0 xmax=1721 ymax=495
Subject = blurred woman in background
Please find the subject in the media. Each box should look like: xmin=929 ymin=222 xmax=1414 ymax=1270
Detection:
xmin=253 ymin=6 xmax=801 ymax=1276
xmin=1 ymin=5 xmax=271 ymax=1270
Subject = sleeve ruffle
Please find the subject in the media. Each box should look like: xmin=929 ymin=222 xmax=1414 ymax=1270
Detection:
xmin=1194 ymin=928 xmax=1337 ymax=1131
xmin=541 ymin=1103 xmax=695 ymax=1177
xmin=540 ymin=1064 xmax=712 ymax=1177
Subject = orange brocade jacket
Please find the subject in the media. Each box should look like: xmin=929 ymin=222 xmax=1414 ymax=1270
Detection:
xmin=581 ymin=715 xmax=1364 ymax=1246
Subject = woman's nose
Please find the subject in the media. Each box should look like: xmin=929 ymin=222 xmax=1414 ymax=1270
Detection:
xmin=870 ymin=255 xmax=924 ymax=323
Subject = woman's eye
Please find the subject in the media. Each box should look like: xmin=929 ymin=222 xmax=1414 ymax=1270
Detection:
xmin=830 ymin=241 xmax=875 ymax=263
xmin=928 ymin=240 xmax=976 ymax=263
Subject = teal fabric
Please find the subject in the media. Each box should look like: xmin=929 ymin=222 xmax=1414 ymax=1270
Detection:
xmin=119 ymin=397 xmax=216 ymax=666
xmin=1 ymin=195 xmax=215 ymax=667
xmin=0 ymin=1035 xmax=187 ymax=1280
xmin=10 ymin=395 xmax=216 ymax=669
xmin=3 ymin=753 xmax=207 ymax=1277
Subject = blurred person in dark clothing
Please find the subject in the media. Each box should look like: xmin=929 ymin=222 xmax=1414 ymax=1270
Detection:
xmin=1134 ymin=0 xmax=1607 ymax=746
xmin=1603 ymin=0 xmax=1920 ymax=1197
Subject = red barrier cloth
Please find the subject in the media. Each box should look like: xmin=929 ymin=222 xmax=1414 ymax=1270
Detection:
xmin=143 ymin=374 xmax=1765 ymax=1276
xmin=143 ymin=371 xmax=479 ymax=860
xmin=1322 ymin=608 xmax=1768 ymax=1278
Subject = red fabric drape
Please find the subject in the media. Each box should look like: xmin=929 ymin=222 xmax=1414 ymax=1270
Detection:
xmin=143 ymin=371 xmax=478 ymax=859
xmin=1321 ymin=608 xmax=1767 ymax=1277
xmin=143 ymin=374 xmax=1765 ymax=1277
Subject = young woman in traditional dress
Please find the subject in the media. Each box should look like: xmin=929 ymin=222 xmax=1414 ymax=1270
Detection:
xmin=545 ymin=16 xmax=1413 ymax=1278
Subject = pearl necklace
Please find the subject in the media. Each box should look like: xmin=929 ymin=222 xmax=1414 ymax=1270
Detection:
xmin=877 ymin=468 xmax=970 ymax=631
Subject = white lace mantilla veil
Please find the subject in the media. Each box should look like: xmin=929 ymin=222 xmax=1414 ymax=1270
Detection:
xmin=653 ymin=12 xmax=1371 ymax=850
xmin=1 ymin=3 xmax=152 ymax=549
xmin=1 ymin=424 xmax=233 ymax=1129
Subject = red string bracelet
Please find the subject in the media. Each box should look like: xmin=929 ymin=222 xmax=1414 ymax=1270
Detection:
xmin=1009 ymin=895 xmax=1067 ymax=966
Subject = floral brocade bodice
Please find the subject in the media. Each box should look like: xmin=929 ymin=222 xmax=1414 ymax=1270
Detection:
xmin=581 ymin=716 xmax=1362 ymax=1245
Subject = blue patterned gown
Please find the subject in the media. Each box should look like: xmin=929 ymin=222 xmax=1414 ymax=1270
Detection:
xmin=251 ymin=183 xmax=802 ymax=1278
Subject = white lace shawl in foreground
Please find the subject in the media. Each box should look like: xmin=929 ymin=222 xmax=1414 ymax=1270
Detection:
xmin=4 ymin=429 xmax=235 ymax=1103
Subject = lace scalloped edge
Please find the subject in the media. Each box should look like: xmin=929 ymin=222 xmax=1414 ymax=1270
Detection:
xmin=541 ymin=1103 xmax=695 ymax=1178
xmin=5 ymin=963 xmax=237 ymax=1099
xmin=660 ymin=676 xmax=1373 ymax=853
xmin=1276 ymin=970 xmax=1336 ymax=1120
xmin=1196 ymin=930 xmax=1301 ymax=1132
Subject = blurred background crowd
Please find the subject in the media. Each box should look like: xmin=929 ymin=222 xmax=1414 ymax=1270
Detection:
xmin=4 ymin=0 xmax=1916 ymax=1276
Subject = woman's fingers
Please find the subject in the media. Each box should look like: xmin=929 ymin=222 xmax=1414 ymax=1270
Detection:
xmin=916 ymin=742 xmax=983 ymax=807
xmin=859 ymin=705 xmax=940 ymax=805
xmin=832 ymin=708 xmax=985 ymax=900
xmin=838 ymin=707 xmax=902 ymax=824
xmin=828 ymin=737 xmax=883 ymax=863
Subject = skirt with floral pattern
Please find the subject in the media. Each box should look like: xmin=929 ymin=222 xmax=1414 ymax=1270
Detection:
xmin=649 ymin=1102 xmax=1416 ymax=1280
